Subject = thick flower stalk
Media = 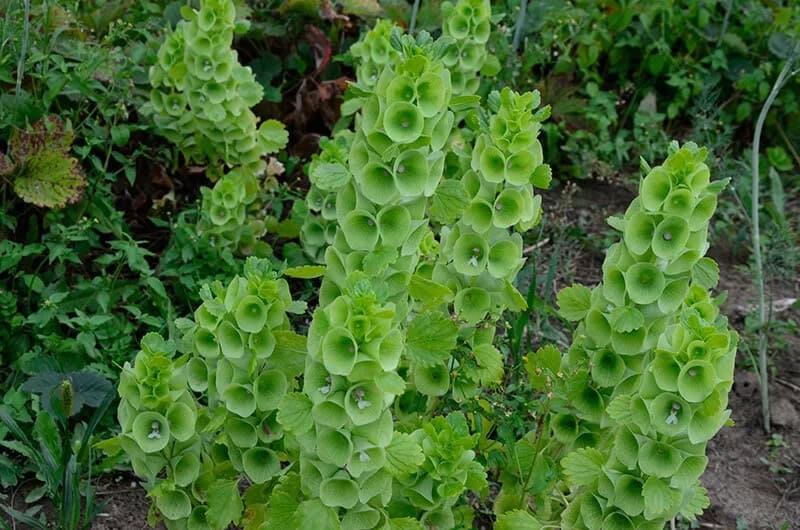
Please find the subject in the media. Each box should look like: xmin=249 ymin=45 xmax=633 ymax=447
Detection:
xmin=148 ymin=0 xmax=287 ymax=175
xmin=116 ymin=258 xmax=303 ymax=528
xmin=551 ymin=142 xmax=736 ymax=529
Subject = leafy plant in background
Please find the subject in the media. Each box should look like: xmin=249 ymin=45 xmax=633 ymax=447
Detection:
xmin=0 ymin=371 xmax=114 ymax=529
xmin=0 ymin=115 xmax=87 ymax=208
xmin=147 ymin=0 xmax=288 ymax=176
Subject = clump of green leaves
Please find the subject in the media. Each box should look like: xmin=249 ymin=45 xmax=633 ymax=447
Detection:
xmin=0 ymin=371 xmax=114 ymax=530
xmin=0 ymin=115 xmax=87 ymax=209
xmin=148 ymin=0 xmax=288 ymax=175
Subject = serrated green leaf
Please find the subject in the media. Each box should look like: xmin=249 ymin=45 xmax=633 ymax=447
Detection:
xmin=262 ymin=473 xmax=301 ymax=530
xmin=495 ymin=510 xmax=542 ymax=530
xmin=13 ymin=150 xmax=87 ymax=209
xmin=642 ymin=476 xmax=673 ymax=520
xmin=283 ymin=265 xmax=326 ymax=279
xmin=405 ymin=311 xmax=458 ymax=366
xmin=557 ymin=284 xmax=592 ymax=321
xmin=607 ymin=215 xmax=625 ymax=232
xmin=310 ymin=162 xmax=351 ymax=191
xmin=525 ymin=345 xmax=561 ymax=391
xmin=691 ymin=258 xmax=719 ymax=290
xmin=206 ymin=479 xmax=244 ymax=528
xmin=561 ymin=447 xmax=606 ymax=486
xmin=270 ymin=330 xmax=307 ymax=378
xmin=296 ymin=499 xmax=340 ymax=529
xmin=473 ymin=344 xmax=504 ymax=385
xmin=606 ymin=394 xmax=633 ymax=423
xmin=678 ymin=483 xmax=710 ymax=520
xmin=385 ymin=432 xmax=424 ymax=477
xmin=430 ymin=180 xmax=470 ymax=224
xmin=277 ymin=393 xmax=313 ymax=434
xmin=261 ymin=119 xmax=289 ymax=153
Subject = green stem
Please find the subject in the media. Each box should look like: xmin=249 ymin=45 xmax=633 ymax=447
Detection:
xmin=512 ymin=0 xmax=529 ymax=52
xmin=15 ymin=0 xmax=30 ymax=96
xmin=409 ymin=0 xmax=421 ymax=34
xmin=751 ymin=56 xmax=795 ymax=434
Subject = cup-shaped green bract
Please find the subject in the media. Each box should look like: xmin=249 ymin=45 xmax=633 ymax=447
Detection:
xmin=194 ymin=327 xmax=220 ymax=358
xmin=677 ymin=360 xmax=716 ymax=403
xmin=393 ymin=149 xmax=429 ymax=197
xmin=226 ymin=416 xmax=258 ymax=448
xmin=689 ymin=194 xmax=717 ymax=231
xmin=217 ymin=321 xmax=244 ymax=359
xmin=234 ymin=295 xmax=268 ymax=333
xmin=386 ymin=75 xmax=416 ymax=105
xmin=317 ymin=427 xmax=354 ymax=467
xmin=157 ymin=489 xmax=192 ymax=521
xmin=255 ymin=369 xmax=288 ymax=411
xmin=479 ymin=145 xmax=505 ymax=183
xmin=416 ymin=72 xmax=447 ymax=117
xmin=602 ymin=511 xmax=634 ymax=530
xmin=341 ymin=210 xmax=379 ymax=251
xmin=573 ymin=385 xmax=605 ymax=423
xmin=585 ymin=310 xmax=612 ymax=347
xmin=166 ymin=402 xmax=196 ymax=442
xmin=624 ymin=263 xmax=665 ymax=305
xmin=173 ymin=452 xmax=201 ymax=487
xmin=132 ymin=411 xmax=171 ymax=453
xmin=640 ymin=167 xmax=672 ymax=211
xmin=624 ymin=212 xmax=656 ymax=256
xmin=488 ymin=238 xmax=522 ymax=279
xmin=320 ymin=472 xmax=360 ymax=509
xmin=591 ymin=349 xmax=626 ymax=387
xmin=611 ymin=326 xmax=647 ymax=356
xmin=453 ymin=232 xmax=488 ymax=276
xmin=243 ymin=447 xmax=281 ymax=484
xmin=603 ymin=267 xmax=627 ymax=307
xmin=249 ymin=327 xmax=276 ymax=359
xmin=652 ymin=351 xmax=681 ymax=392
xmin=361 ymin=162 xmax=398 ymax=205
xmin=378 ymin=205 xmax=412 ymax=247
xmin=384 ymin=102 xmax=425 ymax=144
xmin=649 ymin=393 xmax=691 ymax=436
xmin=313 ymin=395 xmax=349 ymax=429
xmin=322 ymin=326 xmax=359 ymax=376
xmin=222 ymin=383 xmax=257 ymax=418
xmin=688 ymin=407 xmax=730 ymax=445
xmin=637 ymin=438 xmax=682 ymax=478
xmin=464 ymin=199 xmax=494 ymax=233
xmin=613 ymin=427 xmax=640 ymax=469
xmin=454 ymin=287 xmax=491 ymax=324
xmin=614 ymin=474 xmax=644 ymax=517
xmin=651 ymin=216 xmax=690 ymax=260
xmin=504 ymin=150 xmax=535 ymax=185
xmin=414 ymin=363 xmax=450 ymax=396
xmin=492 ymin=188 xmax=524 ymax=228
xmin=663 ymin=188 xmax=694 ymax=218
xmin=345 ymin=382 xmax=384 ymax=425
xmin=551 ymin=413 xmax=580 ymax=443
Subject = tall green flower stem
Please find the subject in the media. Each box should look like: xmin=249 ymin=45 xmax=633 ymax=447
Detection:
xmin=548 ymin=143 xmax=737 ymax=528
xmin=751 ymin=55 xmax=796 ymax=433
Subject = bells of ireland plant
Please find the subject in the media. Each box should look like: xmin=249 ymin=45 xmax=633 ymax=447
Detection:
xmin=548 ymin=142 xmax=736 ymax=529
xmin=148 ymin=0 xmax=288 ymax=175
xmin=348 ymin=20 xmax=401 ymax=90
xmin=440 ymin=0 xmax=493 ymax=95
xmin=116 ymin=258 xmax=306 ymax=530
